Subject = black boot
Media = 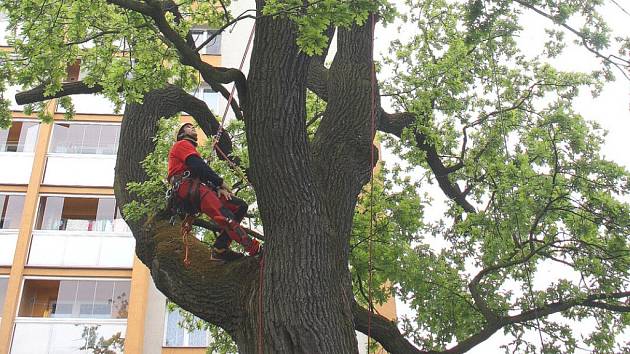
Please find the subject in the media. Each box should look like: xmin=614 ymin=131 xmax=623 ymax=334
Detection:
xmin=211 ymin=247 xmax=244 ymax=262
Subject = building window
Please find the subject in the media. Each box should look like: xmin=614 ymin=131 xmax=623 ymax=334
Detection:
xmin=34 ymin=196 xmax=128 ymax=233
xmin=0 ymin=277 xmax=8 ymax=315
xmin=49 ymin=123 xmax=120 ymax=155
xmin=164 ymin=308 xmax=209 ymax=347
xmin=17 ymin=279 xmax=130 ymax=319
xmin=0 ymin=121 xmax=39 ymax=152
xmin=191 ymin=29 xmax=221 ymax=55
xmin=198 ymin=86 xmax=219 ymax=112
xmin=0 ymin=194 xmax=24 ymax=229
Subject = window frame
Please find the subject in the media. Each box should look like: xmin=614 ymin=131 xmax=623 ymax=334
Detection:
xmin=162 ymin=306 xmax=210 ymax=348
xmin=0 ymin=275 xmax=9 ymax=318
xmin=0 ymin=118 xmax=40 ymax=153
xmin=190 ymin=28 xmax=221 ymax=55
xmin=15 ymin=276 xmax=131 ymax=321
xmin=0 ymin=192 xmax=26 ymax=230
xmin=47 ymin=121 xmax=121 ymax=156
xmin=33 ymin=194 xmax=129 ymax=234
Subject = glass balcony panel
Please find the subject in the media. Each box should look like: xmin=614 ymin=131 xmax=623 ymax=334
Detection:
xmin=76 ymin=281 xmax=97 ymax=318
xmin=18 ymin=279 xmax=60 ymax=317
xmin=35 ymin=196 xmax=129 ymax=233
xmin=0 ymin=194 xmax=25 ymax=229
xmin=93 ymin=282 xmax=114 ymax=318
xmin=0 ymin=277 xmax=8 ymax=315
xmin=111 ymin=281 xmax=130 ymax=319
xmin=0 ymin=121 xmax=39 ymax=153
xmin=49 ymin=123 xmax=120 ymax=155
xmin=164 ymin=308 xmax=209 ymax=347
xmin=19 ymin=279 xmax=131 ymax=320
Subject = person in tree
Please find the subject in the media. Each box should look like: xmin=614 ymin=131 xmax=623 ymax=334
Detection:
xmin=167 ymin=122 xmax=261 ymax=261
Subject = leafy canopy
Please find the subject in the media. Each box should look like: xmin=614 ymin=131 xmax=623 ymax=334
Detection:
xmin=1 ymin=0 xmax=630 ymax=353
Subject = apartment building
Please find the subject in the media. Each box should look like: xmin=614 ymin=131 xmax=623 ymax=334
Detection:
xmin=0 ymin=10 xmax=227 ymax=353
xmin=0 ymin=6 xmax=395 ymax=353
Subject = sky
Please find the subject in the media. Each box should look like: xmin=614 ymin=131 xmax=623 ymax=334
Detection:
xmin=372 ymin=1 xmax=630 ymax=352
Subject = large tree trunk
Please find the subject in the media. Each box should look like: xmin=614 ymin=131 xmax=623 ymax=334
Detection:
xmin=113 ymin=2 xmax=376 ymax=352
xmin=241 ymin=2 xmax=359 ymax=353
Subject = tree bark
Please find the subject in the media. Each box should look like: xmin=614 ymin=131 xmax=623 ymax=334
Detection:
xmin=239 ymin=1 xmax=358 ymax=352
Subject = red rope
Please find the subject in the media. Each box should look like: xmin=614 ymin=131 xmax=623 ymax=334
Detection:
xmin=212 ymin=23 xmax=257 ymax=149
xmin=367 ymin=12 xmax=378 ymax=350
xmin=257 ymin=256 xmax=265 ymax=354
xmin=211 ymin=23 xmax=256 ymax=188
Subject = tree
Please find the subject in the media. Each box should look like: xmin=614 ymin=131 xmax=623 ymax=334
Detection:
xmin=1 ymin=0 xmax=630 ymax=353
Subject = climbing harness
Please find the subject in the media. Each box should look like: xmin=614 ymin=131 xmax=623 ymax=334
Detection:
xmin=166 ymin=171 xmax=202 ymax=217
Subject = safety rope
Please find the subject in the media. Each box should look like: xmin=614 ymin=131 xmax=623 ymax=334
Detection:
xmin=181 ymin=214 xmax=195 ymax=268
xmin=367 ymin=11 xmax=378 ymax=351
xmin=258 ymin=256 xmax=265 ymax=354
xmin=211 ymin=23 xmax=256 ymax=155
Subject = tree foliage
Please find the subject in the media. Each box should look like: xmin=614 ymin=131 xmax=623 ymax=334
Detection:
xmin=2 ymin=0 xmax=630 ymax=353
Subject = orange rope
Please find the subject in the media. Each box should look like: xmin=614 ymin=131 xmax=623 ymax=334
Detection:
xmin=257 ymin=256 xmax=265 ymax=354
xmin=181 ymin=215 xmax=195 ymax=268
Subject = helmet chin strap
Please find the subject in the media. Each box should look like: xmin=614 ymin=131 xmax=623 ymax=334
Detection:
xmin=183 ymin=135 xmax=198 ymax=145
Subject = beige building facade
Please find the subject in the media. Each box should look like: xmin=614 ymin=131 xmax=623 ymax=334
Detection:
xmin=0 ymin=9 xmax=396 ymax=353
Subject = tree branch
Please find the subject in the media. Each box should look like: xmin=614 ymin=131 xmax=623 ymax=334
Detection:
xmin=352 ymin=301 xmax=423 ymax=354
xmin=306 ymin=54 xmax=477 ymax=213
xmin=105 ymin=0 xmax=153 ymax=15
xmin=15 ymin=81 xmax=105 ymax=105
xmin=378 ymin=111 xmax=477 ymax=213
xmin=507 ymin=291 xmax=630 ymax=324
xmin=513 ymin=0 xmax=630 ymax=80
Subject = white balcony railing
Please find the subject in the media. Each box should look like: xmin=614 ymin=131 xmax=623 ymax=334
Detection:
xmin=43 ymin=154 xmax=116 ymax=187
xmin=56 ymin=94 xmax=120 ymax=115
xmin=0 ymin=153 xmax=35 ymax=185
xmin=0 ymin=230 xmax=18 ymax=266
xmin=28 ymin=230 xmax=135 ymax=268
xmin=11 ymin=318 xmax=126 ymax=354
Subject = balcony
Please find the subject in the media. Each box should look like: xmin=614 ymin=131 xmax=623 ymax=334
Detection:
xmin=28 ymin=196 xmax=134 ymax=268
xmin=12 ymin=278 xmax=129 ymax=353
xmin=42 ymin=122 xmax=119 ymax=187
xmin=0 ymin=121 xmax=39 ymax=185
xmin=28 ymin=230 xmax=134 ymax=268
xmin=56 ymin=94 xmax=120 ymax=115
xmin=0 ymin=230 xmax=18 ymax=266
xmin=11 ymin=319 xmax=127 ymax=354
xmin=43 ymin=154 xmax=116 ymax=187
xmin=0 ymin=194 xmax=24 ymax=265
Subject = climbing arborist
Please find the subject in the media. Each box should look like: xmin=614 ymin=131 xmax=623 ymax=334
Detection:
xmin=167 ymin=122 xmax=261 ymax=261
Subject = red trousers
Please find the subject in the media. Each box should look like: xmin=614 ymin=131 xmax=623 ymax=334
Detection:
xmin=177 ymin=179 xmax=260 ymax=255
